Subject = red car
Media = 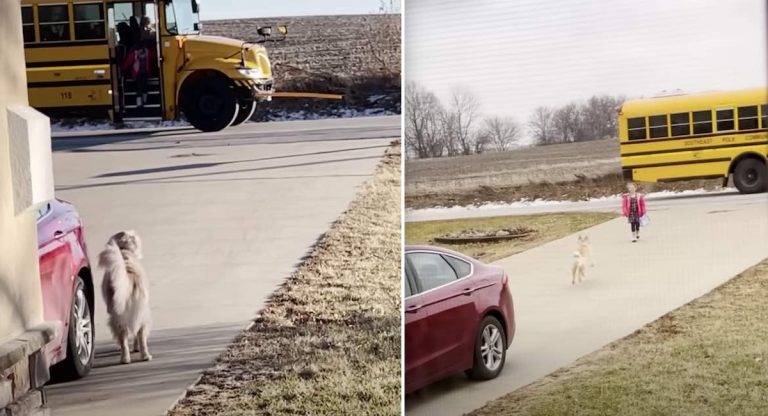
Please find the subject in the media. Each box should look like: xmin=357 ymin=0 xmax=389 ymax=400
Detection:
xmin=404 ymin=245 xmax=515 ymax=394
xmin=36 ymin=199 xmax=95 ymax=380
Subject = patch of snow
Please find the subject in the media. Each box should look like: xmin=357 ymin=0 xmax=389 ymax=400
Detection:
xmin=51 ymin=118 xmax=189 ymax=133
xmin=50 ymin=106 xmax=399 ymax=133
xmin=267 ymin=107 xmax=397 ymax=121
xmin=367 ymin=94 xmax=387 ymax=103
xmin=406 ymin=188 xmax=732 ymax=215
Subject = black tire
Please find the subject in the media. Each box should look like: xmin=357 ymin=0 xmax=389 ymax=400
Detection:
xmin=733 ymin=158 xmax=768 ymax=194
xmin=466 ymin=315 xmax=507 ymax=380
xmin=180 ymin=75 xmax=239 ymax=132
xmin=231 ymin=100 xmax=256 ymax=126
xmin=51 ymin=277 xmax=94 ymax=381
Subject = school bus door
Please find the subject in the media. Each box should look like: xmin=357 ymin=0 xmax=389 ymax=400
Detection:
xmin=106 ymin=1 xmax=164 ymax=120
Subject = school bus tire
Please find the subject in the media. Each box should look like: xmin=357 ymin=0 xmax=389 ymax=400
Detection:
xmin=231 ymin=99 xmax=256 ymax=126
xmin=732 ymin=157 xmax=767 ymax=194
xmin=180 ymin=74 xmax=239 ymax=132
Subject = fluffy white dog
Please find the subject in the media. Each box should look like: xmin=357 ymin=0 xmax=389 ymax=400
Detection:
xmin=571 ymin=234 xmax=595 ymax=285
xmin=98 ymin=230 xmax=152 ymax=364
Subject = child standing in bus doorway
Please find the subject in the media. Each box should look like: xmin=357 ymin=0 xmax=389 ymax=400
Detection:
xmin=621 ymin=182 xmax=646 ymax=242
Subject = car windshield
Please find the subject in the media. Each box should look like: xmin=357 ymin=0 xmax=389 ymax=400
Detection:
xmin=165 ymin=0 xmax=199 ymax=35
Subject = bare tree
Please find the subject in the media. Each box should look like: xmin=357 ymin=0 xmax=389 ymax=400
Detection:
xmin=447 ymin=88 xmax=480 ymax=155
xmin=473 ymin=131 xmax=492 ymax=154
xmin=580 ymin=94 xmax=625 ymax=140
xmin=529 ymin=106 xmax=555 ymax=145
xmin=482 ymin=116 xmax=522 ymax=151
xmin=436 ymin=111 xmax=459 ymax=156
xmin=552 ymin=103 xmax=579 ymax=143
xmin=405 ymin=82 xmax=444 ymax=159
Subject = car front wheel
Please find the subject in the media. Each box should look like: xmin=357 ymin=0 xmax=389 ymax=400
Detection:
xmin=51 ymin=276 xmax=94 ymax=381
xmin=467 ymin=315 xmax=506 ymax=380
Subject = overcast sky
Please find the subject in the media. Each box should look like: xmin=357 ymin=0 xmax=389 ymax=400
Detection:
xmin=405 ymin=0 xmax=767 ymax=133
xmin=201 ymin=0 xmax=389 ymax=20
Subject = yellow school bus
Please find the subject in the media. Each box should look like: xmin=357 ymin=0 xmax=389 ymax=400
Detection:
xmin=21 ymin=0 xmax=284 ymax=132
xmin=618 ymin=87 xmax=768 ymax=194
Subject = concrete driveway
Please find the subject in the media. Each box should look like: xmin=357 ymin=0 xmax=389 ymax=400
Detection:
xmin=45 ymin=116 xmax=399 ymax=415
xmin=405 ymin=192 xmax=768 ymax=415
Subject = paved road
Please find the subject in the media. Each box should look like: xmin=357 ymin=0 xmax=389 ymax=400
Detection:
xmin=45 ymin=116 xmax=399 ymax=415
xmin=405 ymin=192 xmax=768 ymax=416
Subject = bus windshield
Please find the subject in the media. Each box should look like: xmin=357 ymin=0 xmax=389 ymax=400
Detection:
xmin=165 ymin=0 xmax=200 ymax=35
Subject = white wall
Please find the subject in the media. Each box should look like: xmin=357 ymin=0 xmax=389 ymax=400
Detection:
xmin=0 ymin=0 xmax=46 ymax=344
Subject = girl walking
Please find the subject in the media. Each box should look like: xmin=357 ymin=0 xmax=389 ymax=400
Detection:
xmin=621 ymin=182 xmax=646 ymax=242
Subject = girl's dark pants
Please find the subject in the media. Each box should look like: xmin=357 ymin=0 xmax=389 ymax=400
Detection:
xmin=630 ymin=221 xmax=640 ymax=233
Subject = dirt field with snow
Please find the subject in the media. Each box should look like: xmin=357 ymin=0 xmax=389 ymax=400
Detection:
xmin=204 ymin=14 xmax=401 ymax=119
xmin=405 ymin=140 xmax=724 ymax=209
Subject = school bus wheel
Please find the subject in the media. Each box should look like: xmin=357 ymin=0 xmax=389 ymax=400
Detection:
xmin=180 ymin=73 xmax=239 ymax=132
xmin=231 ymin=100 xmax=256 ymax=126
xmin=732 ymin=157 xmax=767 ymax=194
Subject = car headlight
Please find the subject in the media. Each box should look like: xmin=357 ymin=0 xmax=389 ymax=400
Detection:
xmin=237 ymin=68 xmax=262 ymax=78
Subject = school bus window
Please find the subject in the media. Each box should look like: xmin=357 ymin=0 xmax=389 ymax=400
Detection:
xmin=39 ymin=5 xmax=70 ymax=42
xmin=761 ymin=104 xmax=768 ymax=129
xmin=627 ymin=117 xmax=646 ymax=140
xmin=670 ymin=112 xmax=690 ymax=137
xmin=165 ymin=0 xmax=200 ymax=35
xmin=21 ymin=6 xmax=35 ymax=43
xmin=73 ymin=3 xmax=105 ymax=40
xmin=145 ymin=4 xmax=157 ymax=26
xmin=164 ymin=2 xmax=178 ymax=34
xmin=716 ymin=108 xmax=734 ymax=132
xmin=113 ymin=3 xmax=134 ymax=26
xmin=648 ymin=114 xmax=668 ymax=139
xmin=737 ymin=106 xmax=758 ymax=131
xmin=692 ymin=110 xmax=713 ymax=134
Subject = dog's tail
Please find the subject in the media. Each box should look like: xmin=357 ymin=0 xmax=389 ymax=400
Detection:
xmin=99 ymin=241 xmax=131 ymax=316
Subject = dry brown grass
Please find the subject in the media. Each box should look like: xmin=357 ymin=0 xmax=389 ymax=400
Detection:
xmin=406 ymin=212 xmax=617 ymax=263
xmin=404 ymin=139 xmax=724 ymax=209
xmin=469 ymin=259 xmax=768 ymax=416
xmin=167 ymin=141 xmax=401 ymax=416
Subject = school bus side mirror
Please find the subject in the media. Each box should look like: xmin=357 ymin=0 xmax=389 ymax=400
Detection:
xmin=257 ymin=26 xmax=272 ymax=37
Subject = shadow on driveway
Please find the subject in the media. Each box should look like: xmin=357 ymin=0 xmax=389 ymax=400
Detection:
xmin=57 ymin=154 xmax=383 ymax=191
xmin=95 ymin=144 xmax=389 ymax=178
xmin=46 ymin=322 xmax=244 ymax=416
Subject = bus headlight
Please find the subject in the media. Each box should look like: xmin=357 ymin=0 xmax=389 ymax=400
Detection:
xmin=237 ymin=68 xmax=262 ymax=78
